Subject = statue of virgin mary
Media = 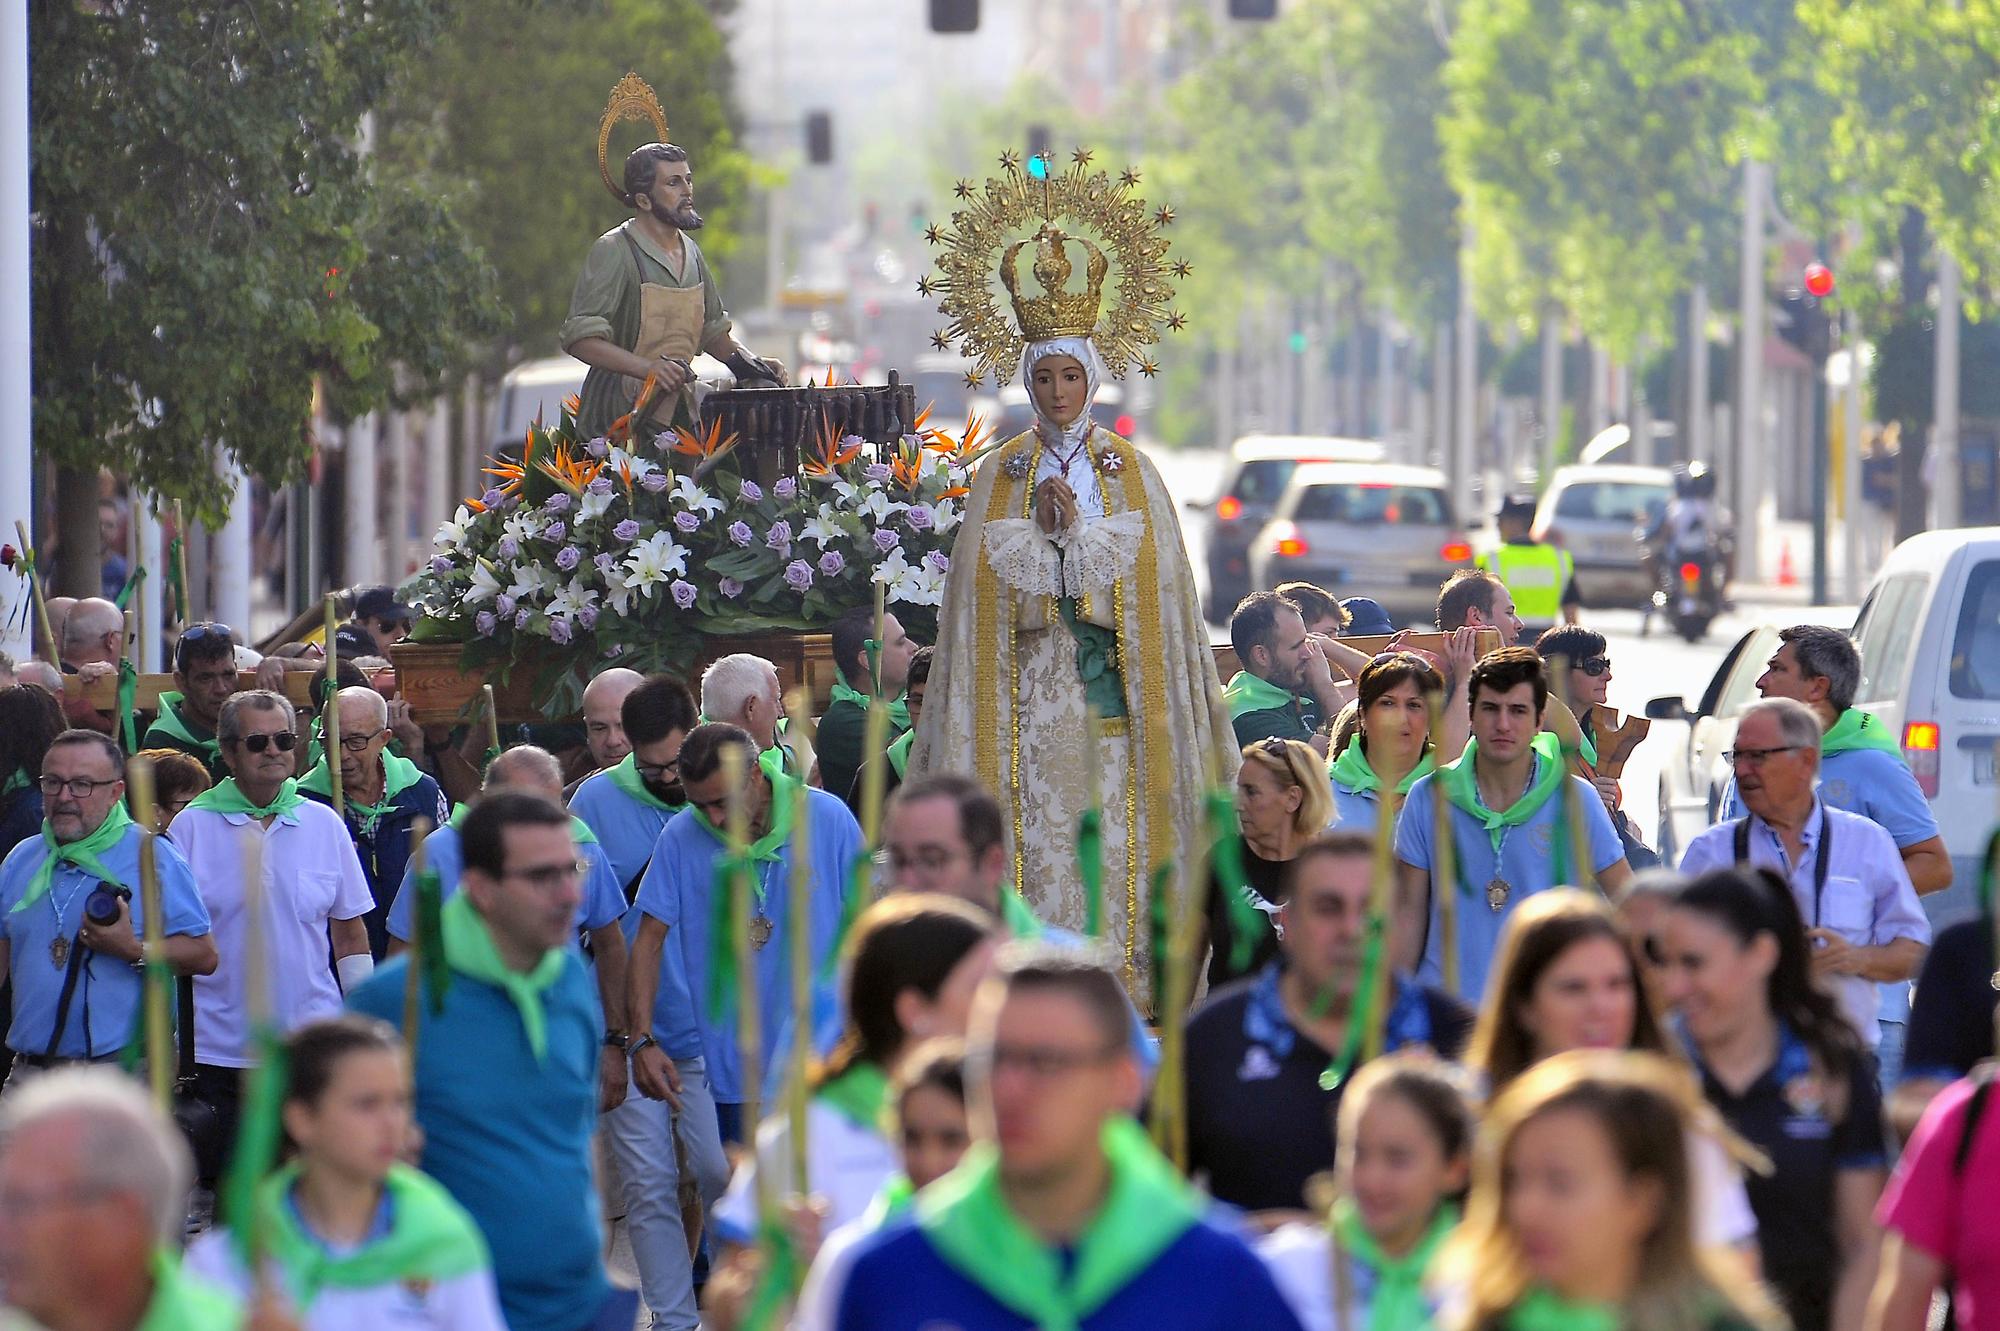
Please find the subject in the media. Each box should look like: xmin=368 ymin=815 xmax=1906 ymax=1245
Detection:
xmin=909 ymin=173 xmax=1232 ymax=989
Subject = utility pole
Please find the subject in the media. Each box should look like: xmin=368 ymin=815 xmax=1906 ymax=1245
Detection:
xmin=0 ymin=0 xmax=29 ymax=664
xmin=1734 ymin=160 xmax=1768 ymax=586
xmin=1455 ymin=240 xmax=1477 ymax=522
xmin=1932 ymin=250 xmax=1961 ymax=529
xmin=1538 ymin=311 xmax=1561 ymax=479
xmin=1688 ymin=284 xmax=1710 ymax=462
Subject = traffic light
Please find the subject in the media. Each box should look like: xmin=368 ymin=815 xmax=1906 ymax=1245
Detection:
xmin=1775 ymin=289 xmax=1833 ymax=362
xmin=930 ymin=0 xmax=978 ymax=32
xmin=806 ymin=111 xmax=833 ymax=165
xmin=1027 ymin=124 xmax=1051 ymax=167
xmin=1229 ymin=0 xmax=1278 ymax=16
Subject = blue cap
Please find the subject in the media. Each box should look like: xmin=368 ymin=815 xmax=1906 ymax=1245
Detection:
xmin=1340 ymin=597 xmax=1396 ymax=636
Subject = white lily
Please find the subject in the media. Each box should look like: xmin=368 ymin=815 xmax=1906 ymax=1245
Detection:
xmin=858 ymin=488 xmax=908 ymax=525
xmin=506 ymin=562 xmax=558 ymax=603
xmin=608 ymin=447 xmax=658 ymax=485
xmin=932 ymin=498 xmax=962 ymax=534
xmin=547 ymin=577 xmax=600 ymax=621
xmin=624 ymin=530 xmax=690 ymax=594
xmin=502 ymin=508 xmax=541 ymax=546
xmin=671 ymin=474 xmax=724 ymax=518
xmin=465 ymin=558 xmax=504 ymax=605
xmin=896 ymin=560 xmax=946 ymax=607
xmin=870 ymin=547 xmax=914 ymax=588
xmin=831 ymin=477 xmax=862 ymax=508
xmin=602 ymin=566 xmax=636 ymax=617
xmin=434 ymin=504 xmax=476 ymax=552
xmin=801 ymin=504 xmax=845 ymax=549
xmin=579 ymin=488 xmax=615 ymax=522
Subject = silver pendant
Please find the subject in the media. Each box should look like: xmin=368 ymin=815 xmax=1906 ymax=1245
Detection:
xmin=1485 ymin=877 xmax=1511 ymax=912
xmin=50 ymin=935 xmax=69 ymax=969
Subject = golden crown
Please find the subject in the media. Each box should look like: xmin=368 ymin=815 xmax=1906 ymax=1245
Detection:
xmin=1001 ymin=225 xmax=1108 ymax=343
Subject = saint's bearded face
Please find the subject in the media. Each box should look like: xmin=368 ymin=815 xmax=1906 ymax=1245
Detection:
xmin=643 ymin=166 xmax=703 ymax=231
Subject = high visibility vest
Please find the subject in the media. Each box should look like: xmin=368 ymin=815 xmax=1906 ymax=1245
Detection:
xmin=1478 ymin=542 xmax=1573 ymax=623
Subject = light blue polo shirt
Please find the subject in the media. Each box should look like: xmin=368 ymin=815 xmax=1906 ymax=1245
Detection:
xmin=1329 ymin=785 xmax=1388 ymax=835
xmin=0 ymin=826 xmax=210 ymax=1058
xmin=634 ymin=792 xmax=860 ymax=1103
xmin=1394 ymin=763 xmax=1624 ymax=1002
xmin=383 ymin=822 xmax=625 ymax=944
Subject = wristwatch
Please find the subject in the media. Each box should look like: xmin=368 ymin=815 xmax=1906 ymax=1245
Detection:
xmin=628 ymin=1033 xmax=657 ymax=1056
xmin=602 ymin=1030 xmax=629 ymax=1051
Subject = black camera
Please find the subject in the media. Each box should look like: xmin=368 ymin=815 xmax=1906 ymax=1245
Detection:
xmin=85 ymin=882 xmax=130 ymax=927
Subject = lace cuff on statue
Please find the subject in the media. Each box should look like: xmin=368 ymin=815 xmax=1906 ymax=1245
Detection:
xmin=1060 ymin=510 xmax=1146 ymax=596
xmin=984 ymin=518 xmax=1065 ymax=597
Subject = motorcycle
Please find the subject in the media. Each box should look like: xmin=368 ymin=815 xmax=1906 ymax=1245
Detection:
xmin=1653 ymin=544 xmax=1723 ymax=642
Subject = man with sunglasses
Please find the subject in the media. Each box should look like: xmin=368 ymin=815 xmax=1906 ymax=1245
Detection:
xmin=141 ymin=623 xmax=240 ymax=781
xmin=0 ymin=731 xmax=215 ymax=1086
xmin=297 ymin=686 xmax=449 ymax=958
xmin=169 ymin=690 xmax=374 ymax=1174
xmin=1536 ymin=625 xmax=1659 ymax=870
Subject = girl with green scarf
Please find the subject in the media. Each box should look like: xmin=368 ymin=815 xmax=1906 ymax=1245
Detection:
xmin=185 ymin=1015 xmax=506 ymax=1330
xmin=1328 ymin=654 xmax=1446 ymax=836
xmin=1258 ymin=1053 xmax=1472 ymax=1331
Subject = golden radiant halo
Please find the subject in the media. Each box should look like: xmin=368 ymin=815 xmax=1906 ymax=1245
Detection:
xmin=922 ymin=149 xmax=1188 ymax=387
xmin=597 ymin=73 xmax=672 ymax=204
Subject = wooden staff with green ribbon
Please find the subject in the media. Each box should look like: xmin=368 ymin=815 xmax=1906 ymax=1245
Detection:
xmin=1427 ymin=691 xmax=1458 ymax=996
xmin=13 ymin=520 xmax=59 ymax=668
xmin=783 ymin=690 xmax=816 ymax=1197
xmin=124 ymin=756 xmax=175 ymax=1113
xmin=401 ymin=818 xmax=434 ymax=1063
xmin=1319 ymin=775 xmax=1401 ymax=1091
xmin=223 ymin=817 xmax=283 ymax=1287
xmin=169 ymin=501 xmax=191 ymax=626
xmin=1549 ymin=655 xmax=1597 ymax=893
xmin=1076 ymin=706 xmax=1106 ymax=939
xmin=855 ymin=579 xmax=893 ymax=847
xmin=322 ymin=594 xmax=344 ymax=819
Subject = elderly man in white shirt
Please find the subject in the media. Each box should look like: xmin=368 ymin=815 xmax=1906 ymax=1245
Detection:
xmin=169 ymin=689 xmax=373 ymax=1181
xmin=1679 ymin=696 xmax=1929 ymax=1049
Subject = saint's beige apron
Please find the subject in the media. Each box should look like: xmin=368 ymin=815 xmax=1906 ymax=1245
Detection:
xmin=619 ymin=230 xmax=706 ymax=430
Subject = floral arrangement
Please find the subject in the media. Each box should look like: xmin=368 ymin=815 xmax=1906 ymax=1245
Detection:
xmin=407 ymin=390 xmax=992 ymax=712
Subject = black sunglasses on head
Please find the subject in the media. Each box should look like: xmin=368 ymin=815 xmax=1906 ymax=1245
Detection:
xmin=232 ymin=731 xmax=297 ymax=754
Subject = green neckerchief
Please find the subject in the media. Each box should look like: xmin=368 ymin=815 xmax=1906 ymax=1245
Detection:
xmin=1573 ymin=723 xmax=1598 ymax=768
xmin=0 ymin=767 xmax=25 ymax=798
xmin=186 ymin=777 xmax=308 ymax=820
xmin=14 ymin=802 xmax=134 ymax=914
xmin=1822 ymin=707 xmax=1903 ymax=757
xmin=829 ymin=678 xmax=912 ymax=731
xmin=815 ymin=1060 xmax=891 ymax=1132
xmin=445 ymin=803 xmax=600 ymax=846
xmin=149 ymin=692 xmax=221 ymax=761
xmin=859 ymin=1173 xmax=917 ymax=1232
xmin=1329 ymin=742 xmax=1436 ymax=797
xmin=299 ymin=750 xmax=425 ymax=836
xmin=440 ymin=890 xmax=566 ymax=1062
xmin=917 ymin=1116 xmax=1202 ymax=1331
xmin=1223 ymin=669 xmax=1305 ymax=722
xmin=1331 ymin=1198 xmax=1458 ymax=1331
xmin=1505 ymin=1287 xmax=1621 ymax=1331
xmin=998 ymin=888 xmax=1044 ymax=939
xmin=605 ymin=752 xmax=684 ymax=812
xmin=1433 ymin=732 xmax=1568 ymax=854
xmin=887 ymin=730 xmax=914 ymax=779
xmin=691 ymin=747 xmax=797 ymax=864
xmin=258 ymin=1162 xmax=488 ymax=1308
xmin=136 ymin=1250 xmax=241 ymax=1331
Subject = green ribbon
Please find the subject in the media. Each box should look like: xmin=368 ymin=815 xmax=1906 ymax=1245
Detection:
xmin=1075 ymin=807 xmax=1105 ymax=939
xmin=1505 ymin=1287 xmax=1621 ymax=1331
xmin=606 ymin=751 xmax=684 ymax=812
xmin=1331 ymin=1198 xmax=1459 ymax=1331
xmin=1 ymin=768 xmax=26 ymax=798
xmin=1433 ymin=732 xmax=1568 ymax=854
xmin=815 ymin=1060 xmax=891 ymax=1132
xmin=740 ymin=1216 xmax=803 ymax=1331
xmin=256 ymin=1162 xmax=488 ymax=1307
xmin=441 ymin=890 xmax=566 ymax=1062
xmin=116 ymin=658 xmax=140 ymax=755
xmin=998 ymin=886 xmax=1044 ymax=940
xmin=706 ymin=844 xmax=756 ymax=1025
xmin=1574 ymin=726 xmax=1598 ymax=768
xmin=1148 ymin=861 xmax=1173 ymax=1016
xmin=1207 ymin=787 xmax=1264 ymax=973
xmin=859 ymin=1173 xmax=918 ymax=1231
xmin=223 ymin=1025 xmax=290 ymax=1271
xmin=1329 ymin=742 xmax=1436 ymax=797
xmin=886 ymin=730 xmax=914 ymax=780
xmin=817 ymin=846 xmax=872 ymax=990
xmin=15 ymin=801 xmax=133 ymax=913
xmin=413 ymin=867 xmax=452 ymax=1015
xmin=148 ymin=693 xmax=222 ymax=764
xmin=1317 ymin=908 xmax=1388 ymax=1090
xmin=1822 ymin=707 xmax=1903 ymax=757
xmin=917 ymin=1117 xmax=1201 ymax=1331
xmin=186 ymin=777 xmax=308 ymax=820
xmin=136 ymin=1250 xmax=240 ymax=1331
xmin=300 ymin=750 xmax=425 ymax=837
xmin=830 ymin=679 xmax=912 ymax=731
xmin=1222 ymin=669 xmax=1307 ymax=721
xmin=166 ymin=538 xmax=189 ymax=624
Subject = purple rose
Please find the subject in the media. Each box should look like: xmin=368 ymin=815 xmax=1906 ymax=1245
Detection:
xmin=514 ymin=607 xmax=532 ymax=630
xmin=670 ymin=579 xmax=697 ymax=609
xmin=585 ymin=436 xmax=610 ymax=459
xmin=555 ymin=545 xmax=581 ymax=572
xmin=577 ymin=605 xmax=600 ymax=630
xmin=783 ymin=559 xmax=814 ymax=592
xmin=673 ymin=510 xmax=700 ymax=533
xmin=728 ymin=521 xmax=754 ymax=548
xmin=494 ymin=593 xmax=517 ymax=617
xmin=639 ymin=471 xmax=670 ymax=493
xmin=496 ymin=535 xmax=520 ymax=560
xmin=864 ymin=462 xmax=892 ymax=483
xmin=764 ymin=520 xmax=793 ymax=550
xmin=904 ymin=506 xmax=934 ymax=532
xmin=817 ymin=549 xmax=846 ymax=578
xmin=481 ymin=488 xmax=504 ymax=508
xmin=542 ymin=520 xmax=567 ymax=543
xmin=652 ymin=432 xmax=675 ymax=452
xmin=924 ymin=550 xmax=951 ymax=575
xmin=430 ymin=555 xmax=453 ymax=574
xmin=543 ymin=493 xmax=572 ymax=513
xmin=613 ymin=519 xmax=642 ymax=543
xmin=773 ymin=476 xmax=798 ymax=500
xmin=549 ymin=616 xmax=573 ymax=644
xmin=719 ymin=576 xmax=745 ymax=599
xmin=474 ymin=610 xmax=497 ymax=637
xmin=586 ymin=475 xmax=613 ymax=495
xmin=872 ymin=528 xmax=901 ymax=553
xmin=594 ymin=553 xmax=618 ymax=577
xmin=842 ymin=434 xmax=866 ymax=451
xmin=739 ymin=480 xmax=763 ymax=502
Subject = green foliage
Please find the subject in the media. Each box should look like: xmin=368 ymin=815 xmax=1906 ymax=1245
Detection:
xmin=31 ymin=1 xmax=502 ymax=523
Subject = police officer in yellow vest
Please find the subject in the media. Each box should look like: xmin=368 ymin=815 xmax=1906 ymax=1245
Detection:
xmin=1476 ymin=493 xmax=1580 ymax=643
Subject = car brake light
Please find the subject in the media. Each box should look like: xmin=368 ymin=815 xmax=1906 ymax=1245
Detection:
xmin=1679 ymin=562 xmax=1701 ymax=583
xmin=1270 ymin=521 xmax=1309 ymax=559
xmin=1440 ymin=539 xmax=1473 ymax=562
xmin=1114 ymin=414 xmax=1137 ymax=437
xmin=1902 ymin=720 xmax=1941 ymax=799
xmin=1217 ymin=495 xmax=1243 ymax=521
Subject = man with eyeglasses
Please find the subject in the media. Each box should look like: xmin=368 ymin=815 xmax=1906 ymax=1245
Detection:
xmin=350 ymin=789 xmax=637 ymax=1331
xmin=0 ymin=731 xmax=215 ymax=1086
xmin=1680 ymin=697 xmax=1929 ymax=1053
xmin=170 ymin=690 xmax=374 ymax=1174
xmin=1536 ymin=624 xmax=1659 ymax=871
xmin=297 ymin=686 xmax=449 ymax=959
xmin=141 ymin=623 xmax=240 ymax=781
xmin=830 ymin=945 xmax=1303 ymax=1331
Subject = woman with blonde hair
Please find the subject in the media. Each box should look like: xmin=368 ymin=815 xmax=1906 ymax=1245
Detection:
xmin=1439 ymin=1049 xmax=1778 ymax=1331
xmin=1206 ymin=736 xmax=1336 ymax=987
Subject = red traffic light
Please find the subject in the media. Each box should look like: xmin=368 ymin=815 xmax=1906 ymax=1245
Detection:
xmin=1803 ymin=262 xmax=1835 ymax=298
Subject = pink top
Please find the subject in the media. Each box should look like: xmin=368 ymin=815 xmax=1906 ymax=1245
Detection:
xmin=1879 ymin=1076 xmax=2000 ymax=1329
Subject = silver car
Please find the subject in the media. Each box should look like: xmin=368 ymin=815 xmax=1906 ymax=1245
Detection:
xmin=1532 ymin=465 xmax=1673 ymax=608
xmin=1248 ymin=463 xmax=1473 ymax=629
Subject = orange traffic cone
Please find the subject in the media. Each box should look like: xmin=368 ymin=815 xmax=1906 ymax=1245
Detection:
xmin=1776 ymin=539 xmax=1797 ymax=588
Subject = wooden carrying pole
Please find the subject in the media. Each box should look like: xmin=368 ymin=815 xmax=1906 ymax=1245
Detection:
xmin=125 ymin=756 xmax=173 ymax=1113
xmin=322 ymin=595 xmax=344 ymax=817
xmin=784 ymin=690 xmax=815 ymax=1197
xmin=14 ymin=520 xmax=58 ymax=667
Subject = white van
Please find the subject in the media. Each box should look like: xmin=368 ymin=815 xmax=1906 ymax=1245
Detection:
xmin=1848 ymin=527 xmax=2000 ymax=924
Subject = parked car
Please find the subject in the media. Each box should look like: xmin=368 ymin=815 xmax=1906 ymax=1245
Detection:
xmin=1645 ymin=623 xmax=1783 ymax=863
xmin=1248 ymin=462 xmax=1472 ymax=630
xmin=1197 ymin=435 xmax=1387 ymax=619
xmin=1532 ymin=464 xmax=1674 ymax=608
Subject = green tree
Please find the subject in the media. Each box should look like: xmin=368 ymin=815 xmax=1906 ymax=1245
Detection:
xmin=31 ymin=0 xmax=502 ymax=589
